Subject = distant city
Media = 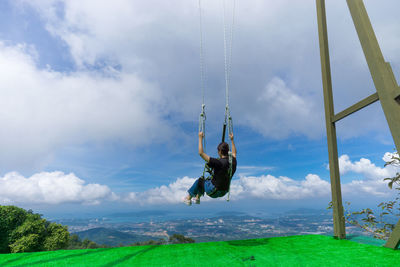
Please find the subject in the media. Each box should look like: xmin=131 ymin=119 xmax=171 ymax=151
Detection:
xmin=51 ymin=209 xmax=373 ymax=246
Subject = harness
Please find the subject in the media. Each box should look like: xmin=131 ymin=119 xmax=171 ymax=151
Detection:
xmin=204 ymin=154 xmax=234 ymax=200
xmin=227 ymin=151 xmax=233 ymax=201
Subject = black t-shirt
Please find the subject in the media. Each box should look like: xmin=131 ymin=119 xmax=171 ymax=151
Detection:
xmin=207 ymin=156 xmax=237 ymax=191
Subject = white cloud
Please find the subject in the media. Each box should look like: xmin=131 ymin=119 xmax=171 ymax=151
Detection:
xmin=2 ymin=153 xmax=397 ymax=206
xmin=0 ymin=42 xmax=173 ymax=171
xmin=231 ymin=174 xmax=331 ymax=200
xmin=22 ymin=0 xmax=198 ymax=70
xmin=123 ymin=176 xmax=195 ymax=205
xmin=0 ymin=171 xmax=116 ymax=205
xmin=337 ymin=154 xmax=399 ymax=197
xmin=338 ymin=154 xmax=396 ymax=180
xmin=122 ymin=153 xmax=400 ymax=205
xmin=236 ymin=165 xmax=274 ymax=176
xmin=242 ymin=77 xmax=323 ymax=139
xmin=0 ymin=0 xmax=398 ymax=179
xmin=11 ymin=0 xmax=400 ymax=143
xmin=20 ymin=0 xmax=396 ymax=141
xmin=383 ymin=152 xmax=400 ymax=167
xmin=121 ymin=174 xmax=332 ymax=205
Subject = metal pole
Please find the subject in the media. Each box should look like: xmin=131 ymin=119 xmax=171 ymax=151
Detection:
xmin=316 ymin=0 xmax=346 ymax=239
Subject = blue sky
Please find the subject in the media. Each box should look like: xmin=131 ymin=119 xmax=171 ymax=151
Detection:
xmin=0 ymin=0 xmax=399 ymax=219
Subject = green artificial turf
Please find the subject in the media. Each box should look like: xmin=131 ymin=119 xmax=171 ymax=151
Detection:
xmin=0 ymin=235 xmax=398 ymax=266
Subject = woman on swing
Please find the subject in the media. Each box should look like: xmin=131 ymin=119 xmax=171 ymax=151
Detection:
xmin=184 ymin=131 xmax=237 ymax=205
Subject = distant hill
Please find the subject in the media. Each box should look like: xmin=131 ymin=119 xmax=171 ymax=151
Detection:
xmin=283 ymin=208 xmax=331 ymax=215
xmin=75 ymin=227 xmax=158 ymax=246
xmin=213 ymin=211 xmax=247 ymax=216
xmin=108 ymin=210 xmax=169 ymax=218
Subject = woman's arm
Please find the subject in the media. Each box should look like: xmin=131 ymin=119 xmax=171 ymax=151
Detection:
xmin=199 ymin=132 xmax=210 ymax=162
xmin=229 ymin=133 xmax=237 ymax=158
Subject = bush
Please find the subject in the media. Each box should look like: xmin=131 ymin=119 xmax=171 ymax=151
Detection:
xmin=168 ymin=234 xmax=195 ymax=244
xmin=67 ymin=235 xmax=108 ymax=250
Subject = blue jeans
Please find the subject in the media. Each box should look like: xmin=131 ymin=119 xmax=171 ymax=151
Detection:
xmin=188 ymin=177 xmax=228 ymax=198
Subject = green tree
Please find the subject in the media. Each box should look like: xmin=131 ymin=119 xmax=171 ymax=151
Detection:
xmin=9 ymin=213 xmax=47 ymax=251
xmin=43 ymin=223 xmax=70 ymax=251
xmin=0 ymin=206 xmax=70 ymax=253
xmin=0 ymin=206 xmax=28 ymax=253
xmin=9 ymin=234 xmax=40 ymax=253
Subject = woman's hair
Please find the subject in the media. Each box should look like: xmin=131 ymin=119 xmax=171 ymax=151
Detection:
xmin=217 ymin=142 xmax=229 ymax=156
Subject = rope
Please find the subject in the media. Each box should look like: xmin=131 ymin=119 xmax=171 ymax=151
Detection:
xmin=222 ymin=0 xmax=235 ymax=110
xmin=222 ymin=0 xmax=235 ymax=201
xmin=198 ymin=0 xmax=235 ymax=201
xmin=228 ymin=0 xmax=235 ymax=102
xmin=199 ymin=0 xmax=205 ymax=106
xmin=222 ymin=0 xmax=235 ymax=140
xmin=198 ymin=0 xmax=206 ymax=152
xmin=199 ymin=0 xmax=208 ymax=178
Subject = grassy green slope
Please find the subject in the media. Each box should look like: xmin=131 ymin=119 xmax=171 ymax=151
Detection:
xmin=0 ymin=235 xmax=398 ymax=267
